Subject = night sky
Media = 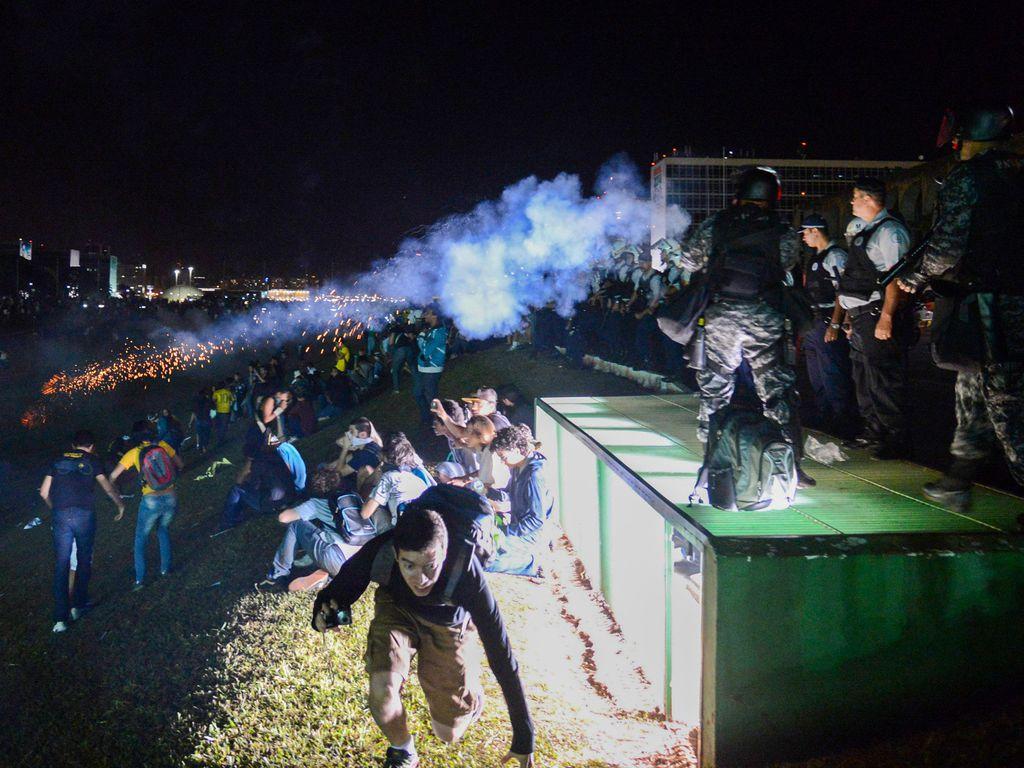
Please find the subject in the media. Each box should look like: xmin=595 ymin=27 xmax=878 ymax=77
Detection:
xmin=2 ymin=2 xmax=1021 ymax=278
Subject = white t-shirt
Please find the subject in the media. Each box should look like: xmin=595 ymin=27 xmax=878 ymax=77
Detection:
xmin=371 ymin=468 xmax=431 ymax=525
xmin=477 ymin=446 xmax=510 ymax=490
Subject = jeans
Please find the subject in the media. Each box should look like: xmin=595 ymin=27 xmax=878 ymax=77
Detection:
xmin=214 ymin=413 xmax=229 ymax=444
xmin=196 ymin=420 xmax=212 ymax=451
xmin=52 ymin=507 xmax=96 ymax=622
xmin=412 ymin=370 xmax=442 ymax=425
xmin=135 ymin=493 xmax=176 ymax=583
xmin=802 ymin=317 xmax=856 ymax=430
xmin=220 ymin=480 xmax=290 ymax=528
xmin=270 ymin=520 xmax=346 ymax=579
xmin=486 ymin=531 xmax=546 ymax=577
xmin=391 ymin=345 xmax=415 ymax=391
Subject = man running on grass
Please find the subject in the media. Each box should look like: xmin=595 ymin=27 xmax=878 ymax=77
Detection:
xmin=312 ymin=503 xmax=535 ymax=767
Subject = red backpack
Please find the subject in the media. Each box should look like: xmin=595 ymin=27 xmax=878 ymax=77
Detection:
xmin=138 ymin=443 xmax=177 ymax=491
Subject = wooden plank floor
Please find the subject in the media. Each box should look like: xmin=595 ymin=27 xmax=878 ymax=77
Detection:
xmin=540 ymin=394 xmax=1023 ymax=539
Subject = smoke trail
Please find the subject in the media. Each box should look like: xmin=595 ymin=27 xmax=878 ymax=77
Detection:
xmin=351 ymin=156 xmax=690 ymax=338
xmin=22 ymin=156 xmax=689 ymax=425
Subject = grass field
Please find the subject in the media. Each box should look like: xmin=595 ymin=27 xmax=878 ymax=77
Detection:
xmin=1 ymin=344 xmax=1022 ymax=767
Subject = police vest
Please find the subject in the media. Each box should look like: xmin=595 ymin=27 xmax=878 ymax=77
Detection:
xmin=805 ymin=245 xmax=845 ymax=308
xmin=838 ymin=216 xmax=898 ymax=301
xmin=710 ymin=208 xmax=787 ymax=301
xmin=959 ymin=151 xmax=1024 ymax=292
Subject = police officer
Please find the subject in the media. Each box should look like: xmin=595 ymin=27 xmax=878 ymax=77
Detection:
xmin=898 ymin=105 xmax=1023 ymax=511
xmin=676 ymin=167 xmax=813 ymax=485
xmin=631 ymin=249 xmax=664 ymax=370
xmin=836 ymin=178 xmax=915 ymax=459
xmin=799 ymin=214 xmax=857 ymax=436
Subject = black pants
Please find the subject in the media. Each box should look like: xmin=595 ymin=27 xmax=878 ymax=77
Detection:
xmin=847 ymin=304 xmax=916 ymax=443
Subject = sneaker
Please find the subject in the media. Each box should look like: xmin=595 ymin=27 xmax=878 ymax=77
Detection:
xmin=70 ymin=603 xmax=95 ymax=621
xmin=923 ymin=479 xmax=972 ymax=513
xmin=288 ymin=570 xmax=331 ymax=592
xmin=257 ymin=576 xmax=285 ymax=592
xmin=52 ymin=621 xmax=69 ymax=633
xmin=132 ymin=581 xmax=144 ymax=592
xmin=796 ymin=467 xmax=817 ymax=488
xmin=382 ymin=747 xmax=419 ymax=768
xmin=292 ymin=554 xmax=314 ymax=568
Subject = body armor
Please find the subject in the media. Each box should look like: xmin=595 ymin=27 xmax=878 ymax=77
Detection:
xmin=838 ymin=216 xmax=898 ymax=301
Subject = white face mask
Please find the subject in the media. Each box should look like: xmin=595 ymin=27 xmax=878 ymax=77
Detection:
xmin=350 ymin=435 xmax=373 ymax=447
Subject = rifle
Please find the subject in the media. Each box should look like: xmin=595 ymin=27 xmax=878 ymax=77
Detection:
xmin=878 ymin=224 xmax=936 ymax=288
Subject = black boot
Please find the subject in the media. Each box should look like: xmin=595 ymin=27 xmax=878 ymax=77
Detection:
xmin=922 ymin=458 xmax=981 ymax=513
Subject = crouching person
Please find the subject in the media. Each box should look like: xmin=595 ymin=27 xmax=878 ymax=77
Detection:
xmin=311 ymin=496 xmax=535 ymax=768
xmin=262 ymin=468 xmax=379 ymax=592
xmin=486 ymin=424 xmax=554 ymax=577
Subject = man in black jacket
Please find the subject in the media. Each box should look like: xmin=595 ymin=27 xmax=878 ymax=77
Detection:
xmin=312 ymin=504 xmax=535 ymax=768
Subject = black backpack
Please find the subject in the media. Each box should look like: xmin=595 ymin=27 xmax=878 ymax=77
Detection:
xmin=691 ymin=406 xmax=797 ymax=511
xmin=369 ymin=484 xmax=497 ymax=605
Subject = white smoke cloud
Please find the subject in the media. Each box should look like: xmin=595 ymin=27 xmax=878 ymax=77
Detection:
xmin=349 ymin=156 xmax=690 ymax=338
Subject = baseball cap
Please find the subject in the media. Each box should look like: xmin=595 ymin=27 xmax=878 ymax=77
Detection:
xmin=435 ymin=461 xmax=468 ymax=480
xmin=462 ymin=387 xmax=498 ymax=404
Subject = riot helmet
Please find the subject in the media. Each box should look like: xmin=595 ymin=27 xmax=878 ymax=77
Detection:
xmin=961 ymin=105 xmax=1015 ymax=142
xmin=937 ymin=105 xmax=1015 ymax=148
xmin=734 ymin=167 xmax=781 ymax=204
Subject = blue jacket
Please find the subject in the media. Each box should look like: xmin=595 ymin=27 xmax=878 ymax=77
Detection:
xmin=507 ymin=452 xmax=553 ymax=543
xmin=416 ymin=325 xmax=447 ymax=373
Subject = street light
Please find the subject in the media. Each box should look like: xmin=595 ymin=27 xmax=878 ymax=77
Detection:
xmin=174 ymin=268 xmax=181 ymax=285
xmin=188 ymin=266 xmax=194 ymax=285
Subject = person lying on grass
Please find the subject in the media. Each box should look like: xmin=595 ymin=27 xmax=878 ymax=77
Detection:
xmin=312 ymin=503 xmax=535 ymax=768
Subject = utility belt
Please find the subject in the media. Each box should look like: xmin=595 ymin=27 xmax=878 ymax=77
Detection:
xmin=845 ymin=300 xmax=882 ymax=320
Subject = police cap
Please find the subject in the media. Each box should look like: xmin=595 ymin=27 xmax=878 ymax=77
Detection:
xmin=800 ymin=214 xmax=828 ymax=230
xmin=735 ymin=167 xmax=781 ymax=203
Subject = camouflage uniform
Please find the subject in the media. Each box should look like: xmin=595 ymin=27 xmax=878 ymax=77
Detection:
xmin=678 ymin=205 xmax=801 ymax=441
xmin=903 ymin=150 xmax=1024 ymax=486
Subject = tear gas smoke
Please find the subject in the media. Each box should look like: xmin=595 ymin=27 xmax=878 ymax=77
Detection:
xmin=22 ymin=157 xmax=689 ymax=425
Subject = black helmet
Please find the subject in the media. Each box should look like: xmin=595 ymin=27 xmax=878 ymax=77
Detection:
xmin=960 ymin=105 xmax=1015 ymax=142
xmin=937 ymin=105 xmax=1016 ymax=147
xmin=735 ymin=167 xmax=781 ymax=204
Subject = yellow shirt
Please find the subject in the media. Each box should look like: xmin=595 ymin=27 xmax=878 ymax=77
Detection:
xmin=213 ymin=388 xmax=234 ymax=414
xmin=118 ymin=441 xmax=177 ymax=495
xmin=335 ymin=345 xmax=351 ymax=372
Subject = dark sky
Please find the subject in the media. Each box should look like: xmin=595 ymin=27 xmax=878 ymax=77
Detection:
xmin=2 ymin=2 xmax=1021 ymax=278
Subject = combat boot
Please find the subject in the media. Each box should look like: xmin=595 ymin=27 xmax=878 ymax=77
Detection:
xmin=922 ymin=477 xmax=972 ymax=513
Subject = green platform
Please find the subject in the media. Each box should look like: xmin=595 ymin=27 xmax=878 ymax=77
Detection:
xmin=535 ymin=394 xmax=1024 ymax=768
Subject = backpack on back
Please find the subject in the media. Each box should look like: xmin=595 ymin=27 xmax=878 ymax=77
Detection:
xmin=328 ymin=492 xmax=380 ymax=546
xmin=138 ymin=443 xmax=177 ymax=491
xmin=369 ymin=484 xmax=497 ymax=605
xmin=691 ymin=407 xmax=797 ymax=511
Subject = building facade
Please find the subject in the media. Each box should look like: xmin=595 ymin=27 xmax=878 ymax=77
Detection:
xmin=650 ymin=156 xmax=921 ymax=243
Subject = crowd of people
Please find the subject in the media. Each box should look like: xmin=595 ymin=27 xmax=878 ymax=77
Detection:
xmin=40 ymin=321 xmax=546 ymax=766
xmin=32 ymin=104 xmax=1021 ymax=768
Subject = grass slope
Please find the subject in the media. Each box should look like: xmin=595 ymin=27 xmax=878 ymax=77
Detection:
xmin=2 ymin=346 xmax=1022 ymax=767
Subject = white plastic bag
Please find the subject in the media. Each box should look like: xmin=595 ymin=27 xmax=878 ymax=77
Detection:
xmin=804 ymin=434 xmax=848 ymax=466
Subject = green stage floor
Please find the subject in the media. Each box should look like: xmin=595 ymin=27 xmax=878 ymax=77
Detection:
xmin=538 ymin=394 xmax=1023 ymax=540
